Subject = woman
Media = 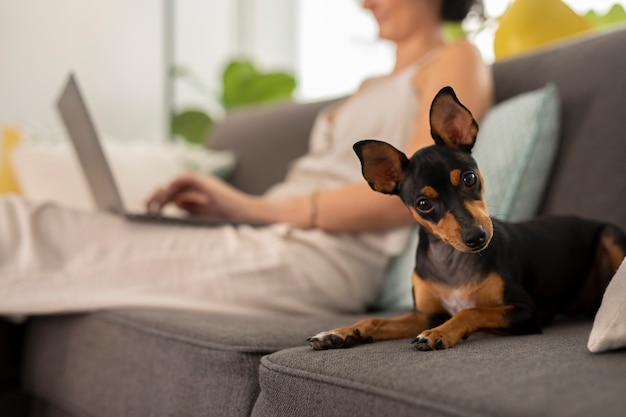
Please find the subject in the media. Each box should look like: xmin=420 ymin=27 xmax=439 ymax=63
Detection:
xmin=0 ymin=0 xmax=492 ymax=317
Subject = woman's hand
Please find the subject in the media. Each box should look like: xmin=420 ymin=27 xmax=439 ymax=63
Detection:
xmin=146 ymin=174 xmax=414 ymax=231
xmin=146 ymin=173 xmax=257 ymax=220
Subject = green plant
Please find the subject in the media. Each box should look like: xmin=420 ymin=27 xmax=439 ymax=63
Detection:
xmin=172 ymin=59 xmax=297 ymax=144
xmin=584 ymin=4 xmax=626 ymax=29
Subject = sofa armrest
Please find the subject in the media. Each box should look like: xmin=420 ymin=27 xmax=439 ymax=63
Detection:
xmin=207 ymin=99 xmax=338 ymax=195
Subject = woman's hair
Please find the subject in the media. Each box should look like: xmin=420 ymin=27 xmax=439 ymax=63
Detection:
xmin=441 ymin=0 xmax=483 ymax=22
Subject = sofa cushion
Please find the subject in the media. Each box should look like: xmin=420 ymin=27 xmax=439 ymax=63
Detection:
xmin=588 ymin=258 xmax=626 ymax=353
xmin=253 ymin=320 xmax=626 ymax=417
xmin=21 ymin=309 xmax=385 ymax=417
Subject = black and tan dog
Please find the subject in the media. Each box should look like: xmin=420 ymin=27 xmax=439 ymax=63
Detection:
xmin=308 ymin=86 xmax=626 ymax=351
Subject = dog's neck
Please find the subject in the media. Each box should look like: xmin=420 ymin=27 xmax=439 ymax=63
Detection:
xmin=416 ymin=229 xmax=489 ymax=287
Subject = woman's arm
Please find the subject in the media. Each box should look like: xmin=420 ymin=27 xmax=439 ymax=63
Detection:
xmin=253 ymin=182 xmax=414 ymax=231
xmin=146 ymin=173 xmax=412 ymax=232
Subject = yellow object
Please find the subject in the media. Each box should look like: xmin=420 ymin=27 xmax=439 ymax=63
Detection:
xmin=0 ymin=126 xmax=23 ymax=194
xmin=494 ymin=0 xmax=593 ymax=60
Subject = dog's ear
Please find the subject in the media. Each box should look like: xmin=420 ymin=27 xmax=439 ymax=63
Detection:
xmin=429 ymin=86 xmax=479 ymax=152
xmin=353 ymin=140 xmax=408 ymax=195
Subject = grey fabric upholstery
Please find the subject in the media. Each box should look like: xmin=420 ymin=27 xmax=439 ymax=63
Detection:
xmin=492 ymin=28 xmax=626 ymax=230
xmin=208 ymin=99 xmax=339 ymax=195
xmin=14 ymin=27 xmax=626 ymax=417
xmin=254 ymin=320 xmax=626 ymax=417
xmin=22 ymin=310 xmax=392 ymax=417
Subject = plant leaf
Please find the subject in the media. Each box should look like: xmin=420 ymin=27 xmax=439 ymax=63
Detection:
xmin=221 ymin=60 xmax=296 ymax=109
xmin=584 ymin=4 xmax=626 ymax=29
xmin=228 ymin=73 xmax=296 ymax=108
xmin=171 ymin=110 xmax=213 ymax=145
xmin=222 ymin=60 xmax=258 ymax=108
xmin=444 ymin=22 xmax=466 ymax=41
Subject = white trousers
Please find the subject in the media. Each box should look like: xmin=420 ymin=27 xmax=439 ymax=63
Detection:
xmin=0 ymin=196 xmax=388 ymax=317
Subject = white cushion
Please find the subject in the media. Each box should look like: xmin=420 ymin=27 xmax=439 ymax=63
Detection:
xmin=588 ymin=258 xmax=626 ymax=353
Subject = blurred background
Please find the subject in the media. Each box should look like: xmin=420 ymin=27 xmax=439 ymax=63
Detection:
xmin=0 ymin=0 xmax=625 ymax=144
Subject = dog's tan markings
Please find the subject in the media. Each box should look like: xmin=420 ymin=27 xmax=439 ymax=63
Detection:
xmin=429 ymin=212 xmax=465 ymax=251
xmin=415 ymin=272 xmax=505 ymax=315
xmin=601 ymin=232 xmax=626 ymax=272
xmin=466 ymin=272 xmax=506 ymax=307
xmin=420 ymin=186 xmax=439 ymax=198
xmin=571 ymin=227 xmax=626 ymax=313
xmin=414 ymin=272 xmax=510 ymax=349
xmin=308 ymin=311 xmax=431 ymax=350
xmin=407 ymin=207 xmax=435 ymax=233
xmin=417 ymin=306 xmax=512 ymax=349
xmin=464 ymin=199 xmax=494 ymax=240
xmin=450 ymin=169 xmax=461 ymax=186
xmin=408 ymin=210 xmax=469 ymax=251
xmin=412 ymin=272 xmax=446 ymax=314
xmin=477 ymin=171 xmax=486 ymax=195
xmin=407 ymin=208 xmax=468 ymax=251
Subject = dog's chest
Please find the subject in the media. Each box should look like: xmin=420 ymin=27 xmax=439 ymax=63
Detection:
xmin=441 ymin=289 xmax=476 ymax=315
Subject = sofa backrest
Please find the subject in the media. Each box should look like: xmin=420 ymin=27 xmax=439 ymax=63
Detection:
xmin=208 ymin=99 xmax=336 ymax=195
xmin=492 ymin=27 xmax=626 ymax=231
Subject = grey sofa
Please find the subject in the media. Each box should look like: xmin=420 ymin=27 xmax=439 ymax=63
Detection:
xmin=2 ymin=27 xmax=626 ymax=417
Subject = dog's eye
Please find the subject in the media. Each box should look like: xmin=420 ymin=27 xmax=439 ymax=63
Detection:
xmin=416 ymin=198 xmax=434 ymax=213
xmin=462 ymin=172 xmax=478 ymax=187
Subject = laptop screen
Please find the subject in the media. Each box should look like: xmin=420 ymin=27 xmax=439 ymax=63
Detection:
xmin=56 ymin=74 xmax=126 ymax=215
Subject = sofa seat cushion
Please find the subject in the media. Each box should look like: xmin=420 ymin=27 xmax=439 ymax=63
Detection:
xmin=22 ymin=309 xmax=382 ymax=417
xmin=253 ymin=319 xmax=626 ymax=417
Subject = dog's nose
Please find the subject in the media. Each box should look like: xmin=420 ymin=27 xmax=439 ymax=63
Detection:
xmin=462 ymin=226 xmax=487 ymax=250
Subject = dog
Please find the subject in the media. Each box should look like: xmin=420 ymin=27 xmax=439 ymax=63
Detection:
xmin=308 ymin=86 xmax=626 ymax=351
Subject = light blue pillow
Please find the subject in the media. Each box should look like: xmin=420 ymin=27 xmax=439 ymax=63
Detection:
xmin=372 ymin=83 xmax=561 ymax=311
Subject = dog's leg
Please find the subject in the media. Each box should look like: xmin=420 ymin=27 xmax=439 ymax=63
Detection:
xmin=308 ymin=311 xmax=433 ymax=350
xmin=411 ymin=306 xmax=515 ymax=350
xmin=596 ymin=224 xmax=626 ymax=274
xmin=569 ymin=224 xmax=626 ymax=314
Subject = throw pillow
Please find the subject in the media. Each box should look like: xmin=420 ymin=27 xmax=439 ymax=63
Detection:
xmin=372 ymin=83 xmax=561 ymax=311
xmin=588 ymin=258 xmax=626 ymax=353
xmin=0 ymin=126 xmax=23 ymax=195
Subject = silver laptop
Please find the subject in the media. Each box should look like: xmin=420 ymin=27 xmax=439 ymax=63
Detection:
xmin=56 ymin=73 xmax=254 ymax=227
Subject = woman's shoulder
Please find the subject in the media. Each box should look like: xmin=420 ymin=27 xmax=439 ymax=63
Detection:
xmin=439 ymin=38 xmax=484 ymax=65
xmin=355 ymin=75 xmax=386 ymax=92
xmin=411 ymin=38 xmax=493 ymax=117
xmin=415 ymin=39 xmax=488 ymax=83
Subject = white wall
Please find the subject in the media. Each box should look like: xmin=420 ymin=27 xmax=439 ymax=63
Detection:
xmin=0 ymin=0 xmax=168 ymax=141
xmin=0 ymin=0 xmax=298 ymax=146
xmin=172 ymin=0 xmax=237 ymax=117
xmin=295 ymin=0 xmax=394 ymax=101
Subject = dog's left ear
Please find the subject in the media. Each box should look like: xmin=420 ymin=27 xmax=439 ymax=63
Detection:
xmin=353 ymin=140 xmax=408 ymax=195
xmin=429 ymin=86 xmax=479 ymax=152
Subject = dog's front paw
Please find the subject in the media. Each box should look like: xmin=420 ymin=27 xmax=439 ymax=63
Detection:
xmin=307 ymin=328 xmax=371 ymax=350
xmin=410 ymin=329 xmax=458 ymax=351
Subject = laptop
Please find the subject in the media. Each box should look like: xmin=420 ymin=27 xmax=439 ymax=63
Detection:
xmin=56 ymin=73 xmax=256 ymax=227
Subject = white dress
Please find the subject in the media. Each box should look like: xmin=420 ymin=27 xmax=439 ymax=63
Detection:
xmin=0 ymin=59 xmax=427 ymax=317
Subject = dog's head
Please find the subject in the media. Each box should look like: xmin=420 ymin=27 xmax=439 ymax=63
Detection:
xmin=353 ymin=86 xmax=493 ymax=253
